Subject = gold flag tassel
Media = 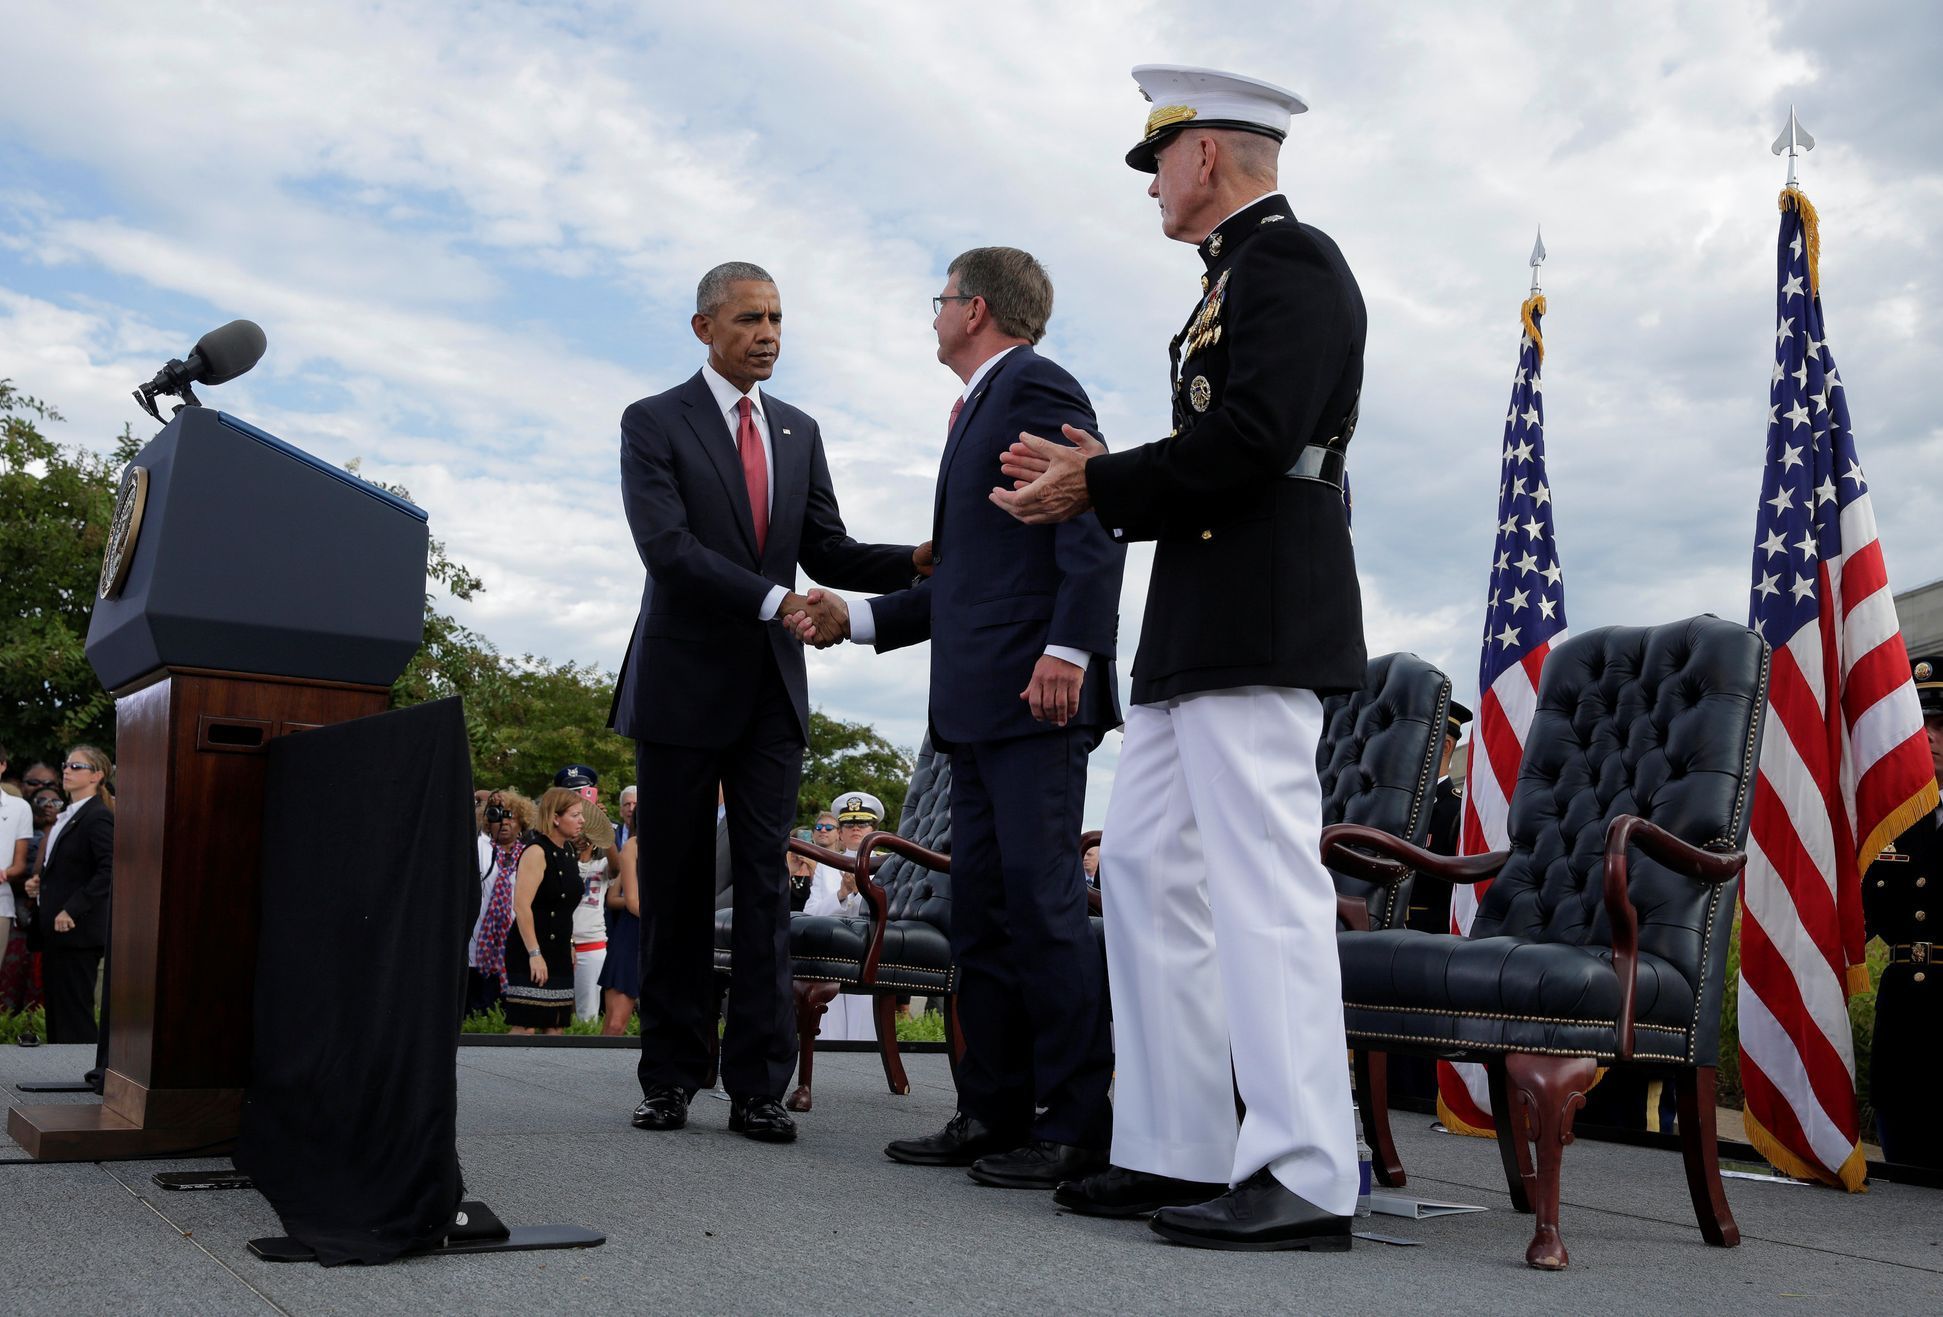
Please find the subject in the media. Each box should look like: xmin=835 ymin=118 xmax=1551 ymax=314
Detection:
xmin=1520 ymin=293 xmax=1547 ymax=363
xmin=1779 ymin=187 xmax=1822 ymax=295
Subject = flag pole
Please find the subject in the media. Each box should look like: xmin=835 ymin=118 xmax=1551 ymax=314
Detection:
xmin=1528 ymin=227 xmax=1546 ymax=297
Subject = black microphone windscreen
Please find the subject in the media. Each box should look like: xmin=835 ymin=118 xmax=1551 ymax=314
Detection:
xmin=191 ymin=319 xmax=267 ymax=386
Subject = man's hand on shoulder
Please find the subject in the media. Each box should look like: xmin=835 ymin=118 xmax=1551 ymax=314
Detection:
xmin=782 ymin=589 xmax=850 ymax=648
xmin=1021 ymin=653 xmax=1085 ymax=726
xmin=991 ymin=425 xmax=1103 ymax=525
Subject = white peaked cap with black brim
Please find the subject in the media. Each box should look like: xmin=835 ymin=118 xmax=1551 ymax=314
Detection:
xmin=1127 ymin=64 xmax=1309 ymax=173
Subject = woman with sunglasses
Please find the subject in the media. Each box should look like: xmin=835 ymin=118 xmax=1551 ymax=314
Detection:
xmin=23 ymin=747 xmax=115 ymax=1045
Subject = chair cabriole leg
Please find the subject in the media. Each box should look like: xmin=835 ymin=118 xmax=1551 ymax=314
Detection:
xmin=1504 ymin=1052 xmax=1597 ymax=1270
xmin=787 ymin=980 xmax=838 ymax=1112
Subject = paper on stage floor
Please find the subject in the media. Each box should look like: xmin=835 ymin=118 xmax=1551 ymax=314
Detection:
xmin=1370 ymin=1192 xmax=1487 ymax=1219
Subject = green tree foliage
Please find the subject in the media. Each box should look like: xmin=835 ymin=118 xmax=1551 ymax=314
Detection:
xmin=0 ymin=381 xmax=139 ymax=760
xmin=799 ymin=708 xmax=915 ymax=829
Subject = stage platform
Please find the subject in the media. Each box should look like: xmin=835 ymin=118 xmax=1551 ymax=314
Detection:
xmin=3 ymin=1042 xmax=1938 ymax=1314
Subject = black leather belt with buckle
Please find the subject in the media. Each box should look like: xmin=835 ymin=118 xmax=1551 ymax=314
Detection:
xmin=1888 ymin=942 xmax=1932 ymax=964
xmin=1286 ymin=444 xmax=1345 ymax=488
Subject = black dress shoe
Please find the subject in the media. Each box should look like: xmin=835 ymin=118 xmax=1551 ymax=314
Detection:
xmin=1149 ymin=1169 xmax=1352 ymax=1252
xmin=728 ymin=1095 xmax=798 ymax=1143
xmin=885 ymin=1111 xmax=1026 ymax=1167
xmin=968 ymin=1140 xmax=1107 ymax=1190
xmin=631 ymin=1084 xmax=691 ymax=1131
xmin=1054 ymin=1165 xmax=1226 ymax=1218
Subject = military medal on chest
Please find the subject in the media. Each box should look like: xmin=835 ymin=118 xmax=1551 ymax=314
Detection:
xmin=1185 ymin=269 xmax=1229 ymax=358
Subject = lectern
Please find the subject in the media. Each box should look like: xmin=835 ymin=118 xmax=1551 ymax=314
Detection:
xmin=8 ymin=408 xmax=427 ymax=1160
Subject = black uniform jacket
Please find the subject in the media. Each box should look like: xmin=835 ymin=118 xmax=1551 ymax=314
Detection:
xmin=1086 ymin=193 xmax=1368 ymax=705
xmin=609 ymin=371 xmax=917 ymax=748
xmin=1866 ymin=808 xmax=1940 ymax=1110
xmin=38 ymin=795 xmax=114 ymax=950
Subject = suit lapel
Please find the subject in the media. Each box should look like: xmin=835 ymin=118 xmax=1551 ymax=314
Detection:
xmin=932 ymin=347 xmax=1025 ymax=543
xmin=680 ymin=373 xmax=759 ymax=560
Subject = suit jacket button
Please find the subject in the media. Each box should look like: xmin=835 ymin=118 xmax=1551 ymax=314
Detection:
xmin=1917 ymin=910 xmax=1928 ymax=922
xmin=1919 ymin=876 xmax=1928 ymax=888
xmin=1916 ymin=971 xmax=1928 ymax=983
xmin=1200 ymin=529 xmax=1212 ymax=541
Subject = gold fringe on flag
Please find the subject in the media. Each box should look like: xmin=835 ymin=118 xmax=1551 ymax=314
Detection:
xmin=1779 ymin=187 xmax=1822 ymax=296
xmin=1520 ymin=293 xmax=1546 ymax=364
xmin=1743 ymin=1101 xmax=1868 ymax=1193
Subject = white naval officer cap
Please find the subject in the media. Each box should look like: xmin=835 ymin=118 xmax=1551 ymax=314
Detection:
xmin=1126 ymin=64 xmax=1309 ymax=173
xmin=832 ymin=791 xmax=885 ymax=824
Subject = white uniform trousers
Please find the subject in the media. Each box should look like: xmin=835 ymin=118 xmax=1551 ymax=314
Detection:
xmin=1100 ymin=685 xmax=1357 ymax=1214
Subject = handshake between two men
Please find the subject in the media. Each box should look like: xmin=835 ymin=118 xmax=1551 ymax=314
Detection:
xmin=778 ymin=538 xmax=933 ymax=649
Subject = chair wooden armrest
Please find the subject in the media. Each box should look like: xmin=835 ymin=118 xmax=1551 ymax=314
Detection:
xmin=1320 ymin=822 xmax=1510 ymax=888
xmin=1599 ymin=814 xmax=1745 ymax=1063
xmin=1337 ymin=893 xmax=1372 ymax=932
xmin=847 ymin=830 xmax=951 ymax=985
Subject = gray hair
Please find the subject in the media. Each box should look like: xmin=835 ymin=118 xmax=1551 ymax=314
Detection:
xmin=697 ymin=261 xmax=776 ymax=315
xmin=946 ymin=247 xmax=1053 ymax=344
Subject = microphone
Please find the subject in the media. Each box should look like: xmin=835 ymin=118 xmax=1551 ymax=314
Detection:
xmin=134 ymin=319 xmax=267 ymax=420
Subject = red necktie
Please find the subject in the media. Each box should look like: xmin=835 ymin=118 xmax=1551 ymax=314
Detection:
xmin=736 ymin=396 xmax=768 ymax=555
xmin=948 ymin=396 xmax=965 ymax=436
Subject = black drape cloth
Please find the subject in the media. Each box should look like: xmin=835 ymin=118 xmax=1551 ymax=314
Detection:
xmin=236 ymin=697 xmax=475 ymax=1265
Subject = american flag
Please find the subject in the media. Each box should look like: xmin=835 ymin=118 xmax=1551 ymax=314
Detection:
xmin=1735 ymin=189 xmax=1938 ymax=1190
xmin=1437 ymin=293 xmax=1570 ymax=1136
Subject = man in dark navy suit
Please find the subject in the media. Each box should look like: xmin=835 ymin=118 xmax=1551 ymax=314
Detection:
xmin=611 ymin=261 xmax=924 ymax=1144
xmin=793 ymin=248 xmax=1125 ymax=1188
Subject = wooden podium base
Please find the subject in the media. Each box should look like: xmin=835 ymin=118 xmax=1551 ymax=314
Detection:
xmin=8 ymin=667 xmax=387 ymax=1161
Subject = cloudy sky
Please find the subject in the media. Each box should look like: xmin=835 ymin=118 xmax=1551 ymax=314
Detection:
xmin=4 ymin=1 xmax=1939 ymax=823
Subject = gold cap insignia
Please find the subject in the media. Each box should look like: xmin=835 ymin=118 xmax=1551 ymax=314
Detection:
xmin=1144 ymin=103 xmax=1198 ymax=139
xmin=1190 ymin=375 xmax=1212 ymax=412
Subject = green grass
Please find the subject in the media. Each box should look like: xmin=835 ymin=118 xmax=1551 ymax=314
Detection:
xmin=0 ymin=1005 xmax=46 ymax=1044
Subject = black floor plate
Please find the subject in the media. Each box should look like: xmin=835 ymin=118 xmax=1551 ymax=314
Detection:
xmin=247 ymin=1224 xmax=605 ymax=1263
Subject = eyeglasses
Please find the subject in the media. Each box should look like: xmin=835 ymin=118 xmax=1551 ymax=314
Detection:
xmin=813 ymin=823 xmax=837 ymax=833
xmin=62 ymin=761 xmax=96 ymax=773
xmin=932 ymin=294 xmax=976 ymax=315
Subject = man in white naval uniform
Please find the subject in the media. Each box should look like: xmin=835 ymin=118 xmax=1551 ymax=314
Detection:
xmin=993 ymin=64 xmax=1368 ymax=1251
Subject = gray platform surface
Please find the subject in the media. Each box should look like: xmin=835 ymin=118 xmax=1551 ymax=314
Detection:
xmin=3 ymin=1042 xmax=1939 ymax=1315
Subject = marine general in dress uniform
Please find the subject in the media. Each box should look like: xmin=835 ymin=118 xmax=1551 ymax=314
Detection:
xmin=1866 ymin=654 xmax=1943 ymax=1169
xmin=995 ymin=64 xmax=1367 ymax=1251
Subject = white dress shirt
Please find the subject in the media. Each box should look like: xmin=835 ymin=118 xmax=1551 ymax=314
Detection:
xmin=848 ymin=344 xmax=1090 ymax=672
xmin=699 ymin=360 xmax=790 ymax=621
